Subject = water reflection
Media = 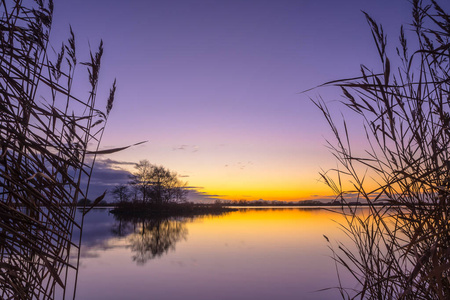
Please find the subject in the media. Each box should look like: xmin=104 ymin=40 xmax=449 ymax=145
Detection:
xmin=74 ymin=207 xmax=359 ymax=300
xmin=115 ymin=216 xmax=188 ymax=265
xmin=0 ymin=206 xmax=77 ymax=299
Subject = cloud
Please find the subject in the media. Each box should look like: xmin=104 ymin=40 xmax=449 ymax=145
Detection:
xmin=75 ymin=210 xmax=133 ymax=258
xmin=100 ymin=158 xmax=136 ymax=166
xmin=83 ymin=159 xmax=133 ymax=201
xmin=172 ymin=144 xmax=199 ymax=153
xmin=186 ymin=189 xmax=228 ymax=203
xmin=224 ymin=161 xmax=253 ymax=170
xmin=307 ymin=193 xmax=365 ymax=203
xmin=82 ymin=160 xmax=232 ymax=204
xmin=84 ymin=162 xmax=224 ymax=203
xmin=173 ymin=144 xmax=188 ymax=151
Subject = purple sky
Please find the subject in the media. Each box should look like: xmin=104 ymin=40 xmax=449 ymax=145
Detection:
xmin=49 ymin=0 xmax=449 ymax=202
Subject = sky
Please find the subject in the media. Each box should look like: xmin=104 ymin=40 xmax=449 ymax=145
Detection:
xmin=48 ymin=0 xmax=448 ymax=202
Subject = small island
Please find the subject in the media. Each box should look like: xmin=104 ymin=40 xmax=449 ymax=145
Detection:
xmin=106 ymin=160 xmax=237 ymax=218
xmin=110 ymin=202 xmax=237 ymax=218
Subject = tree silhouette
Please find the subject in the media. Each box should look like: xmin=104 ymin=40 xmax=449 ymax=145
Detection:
xmin=111 ymin=184 xmax=130 ymax=203
xmin=129 ymin=160 xmax=188 ymax=204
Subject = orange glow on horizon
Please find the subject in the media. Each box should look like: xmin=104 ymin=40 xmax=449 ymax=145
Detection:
xmin=195 ymin=175 xmax=381 ymax=202
xmin=198 ymin=187 xmax=336 ymax=202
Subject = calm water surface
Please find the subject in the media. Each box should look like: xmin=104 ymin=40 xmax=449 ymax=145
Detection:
xmin=72 ymin=207 xmax=355 ymax=300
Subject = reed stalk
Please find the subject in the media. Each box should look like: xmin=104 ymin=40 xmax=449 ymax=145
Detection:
xmin=313 ymin=0 xmax=450 ymax=298
xmin=0 ymin=0 xmax=116 ymax=298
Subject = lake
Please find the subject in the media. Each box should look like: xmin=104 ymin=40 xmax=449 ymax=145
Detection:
xmin=68 ymin=207 xmax=356 ymax=299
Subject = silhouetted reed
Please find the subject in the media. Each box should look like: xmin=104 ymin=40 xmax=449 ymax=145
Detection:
xmin=0 ymin=0 xmax=115 ymax=299
xmin=312 ymin=1 xmax=450 ymax=298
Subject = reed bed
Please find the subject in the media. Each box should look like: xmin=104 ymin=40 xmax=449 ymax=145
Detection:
xmin=0 ymin=0 xmax=115 ymax=298
xmin=313 ymin=0 xmax=450 ymax=298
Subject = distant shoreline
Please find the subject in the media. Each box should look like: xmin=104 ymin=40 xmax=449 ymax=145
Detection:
xmin=79 ymin=201 xmax=398 ymax=209
xmin=109 ymin=202 xmax=238 ymax=218
xmin=106 ymin=201 xmax=401 ymax=218
xmin=220 ymin=202 xmax=393 ymax=207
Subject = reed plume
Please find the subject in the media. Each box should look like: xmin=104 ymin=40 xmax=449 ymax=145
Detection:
xmin=313 ymin=0 xmax=450 ymax=298
xmin=0 ymin=0 xmax=116 ymax=298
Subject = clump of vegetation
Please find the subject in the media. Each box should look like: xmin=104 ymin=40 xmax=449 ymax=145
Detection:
xmin=128 ymin=159 xmax=188 ymax=205
xmin=0 ymin=0 xmax=115 ymax=298
xmin=110 ymin=160 xmax=239 ymax=217
xmin=111 ymin=201 xmax=237 ymax=217
xmin=313 ymin=0 xmax=450 ymax=298
xmin=110 ymin=159 xmax=188 ymax=205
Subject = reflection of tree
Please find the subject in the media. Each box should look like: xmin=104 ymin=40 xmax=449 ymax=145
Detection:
xmin=130 ymin=218 xmax=188 ymax=265
xmin=112 ymin=216 xmax=188 ymax=265
xmin=110 ymin=218 xmax=135 ymax=237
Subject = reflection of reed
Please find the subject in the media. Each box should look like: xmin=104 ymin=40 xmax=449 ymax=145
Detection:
xmin=1 ymin=1 xmax=114 ymax=298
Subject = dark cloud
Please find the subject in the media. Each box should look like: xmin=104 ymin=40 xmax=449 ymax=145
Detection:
xmin=84 ymin=162 xmax=225 ymax=203
xmin=84 ymin=159 xmax=132 ymax=201
xmin=100 ymin=158 xmax=136 ymax=166
xmin=185 ymin=186 xmax=203 ymax=189
xmin=307 ymin=193 xmax=363 ymax=203
xmin=186 ymin=190 xmax=226 ymax=203
xmin=73 ymin=209 xmax=133 ymax=258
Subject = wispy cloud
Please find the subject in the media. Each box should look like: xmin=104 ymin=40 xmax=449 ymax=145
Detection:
xmin=100 ymin=158 xmax=136 ymax=166
xmin=186 ymin=189 xmax=228 ymax=203
xmin=172 ymin=144 xmax=199 ymax=153
xmin=225 ymin=161 xmax=253 ymax=170
xmin=173 ymin=144 xmax=189 ymax=151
